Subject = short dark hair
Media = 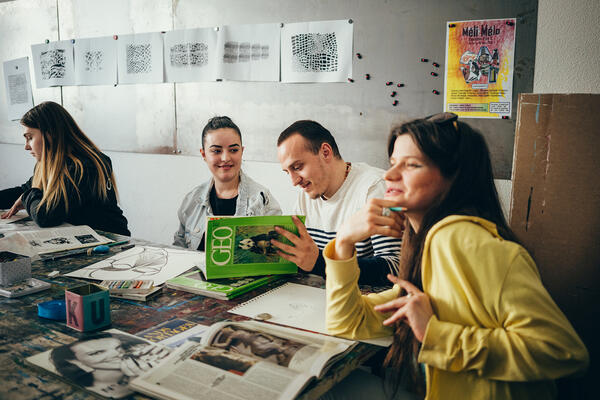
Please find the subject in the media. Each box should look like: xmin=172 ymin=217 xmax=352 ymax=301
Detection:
xmin=202 ymin=116 xmax=242 ymax=149
xmin=277 ymin=120 xmax=341 ymax=158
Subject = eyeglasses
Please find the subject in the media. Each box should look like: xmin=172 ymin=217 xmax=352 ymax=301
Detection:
xmin=425 ymin=112 xmax=459 ymax=130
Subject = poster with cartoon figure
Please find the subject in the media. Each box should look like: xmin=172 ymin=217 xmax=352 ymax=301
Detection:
xmin=444 ymin=18 xmax=516 ymax=118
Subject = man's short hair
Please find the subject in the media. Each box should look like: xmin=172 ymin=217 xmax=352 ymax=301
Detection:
xmin=277 ymin=120 xmax=341 ymax=159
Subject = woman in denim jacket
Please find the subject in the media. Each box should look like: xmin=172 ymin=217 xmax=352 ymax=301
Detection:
xmin=174 ymin=116 xmax=281 ymax=250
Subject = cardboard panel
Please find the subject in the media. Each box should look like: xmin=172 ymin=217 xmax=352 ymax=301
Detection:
xmin=510 ymin=93 xmax=600 ymax=397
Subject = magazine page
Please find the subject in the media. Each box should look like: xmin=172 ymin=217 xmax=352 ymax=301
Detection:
xmin=204 ymin=215 xmax=305 ymax=279
xmin=135 ymin=318 xmax=210 ymax=348
xmin=130 ymin=340 xmax=311 ymax=400
xmin=202 ymin=320 xmax=356 ymax=379
xmin=0 ymin=225 xmax=110 ymax=257
xmin=26 ymin=328 xmax=172 ymax=399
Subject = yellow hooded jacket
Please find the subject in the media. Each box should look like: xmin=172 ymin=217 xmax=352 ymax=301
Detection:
xmin=325 ymin=215 xmax=589 ymax=399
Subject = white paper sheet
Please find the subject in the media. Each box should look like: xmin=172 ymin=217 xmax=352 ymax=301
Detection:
xmin=229 ymin=283 xmax=392 ymax=346
xmin=3 ymin=57 xmax=34 ymax=121
xmin=74 ymin=36 xmax=117 ymax=86
xmin=281 ymin=19 xmax=353 ymax=83
xmin=216 ymin=23 xmax=280 ymax=82
xmin=65 ymin=245 xmax=205 ymax=285
xmin=117 ymin=32 xmax=164 ymax=84
xmin=164 ymin=28 xmax=218 ymax=83
xmin=31 ymin=40 xmax=76 ymax=87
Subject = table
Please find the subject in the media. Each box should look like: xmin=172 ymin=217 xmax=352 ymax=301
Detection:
xmin=0 ymin=233 xmax=382 ymax=400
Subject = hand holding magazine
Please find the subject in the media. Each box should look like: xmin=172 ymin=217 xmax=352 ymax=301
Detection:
xmin=129 ymin=320 xmax=356 ymax=400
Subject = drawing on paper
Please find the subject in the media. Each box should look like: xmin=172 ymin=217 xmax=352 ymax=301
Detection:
xmin=29 ymin=240 xmax=41 ymax=247
xmin=223 ymin=42 xmax=269 ymax=63
xmin=8 ymin=74 xmax=28 ymax=104
xmin=126 ymin=44 xmax=152 ymax=74
xmin=291 ymin=33 xmax=338 ymax=72
xmin=44 ymin=237 xmax=70 ymax=245
xmin=75 ymin=234 xmax=99 ymax=244
xmin=84 ymin=50 xmax=103 ymax=72
xmin=82 ymin=247 xmax=168 ymax=279
xmin=170 ymin=43 xmax=209 ymax=67
xmin=40 ymin=49 xmax=67 ymax=79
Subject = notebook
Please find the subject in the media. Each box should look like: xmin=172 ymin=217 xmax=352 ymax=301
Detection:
xmin=228 ymin=282 xmax=392 ymax=347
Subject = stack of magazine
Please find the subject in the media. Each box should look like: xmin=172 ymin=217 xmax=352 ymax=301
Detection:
xmin=166 ymin=270 xmax=278 ymax=300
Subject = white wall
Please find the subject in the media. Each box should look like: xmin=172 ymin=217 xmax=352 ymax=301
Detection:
xmin=533 ymin=0 xmax=600 ymax=93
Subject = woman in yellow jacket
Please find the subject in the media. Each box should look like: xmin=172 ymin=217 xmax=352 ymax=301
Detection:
xmin=323 ymin=113 xmax=588 ymax=399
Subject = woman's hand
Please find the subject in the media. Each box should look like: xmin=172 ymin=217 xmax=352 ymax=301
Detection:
xmin=333 ymin=198 xmax=405 ymax=259
xmin=1 ymin=195 xmax=24 ymax=219
xmin=373 ymin=276 xmax=434 ymax=342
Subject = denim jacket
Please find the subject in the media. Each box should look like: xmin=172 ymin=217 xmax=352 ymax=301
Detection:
xmin=173 ymin=170 xmax=282 ymax=249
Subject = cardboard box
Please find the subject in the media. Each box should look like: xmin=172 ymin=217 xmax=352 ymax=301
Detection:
xmin=510 ymin=93 xmax=600 ymax=397
xmin=0 ymin=251 xmax=31 ymax=286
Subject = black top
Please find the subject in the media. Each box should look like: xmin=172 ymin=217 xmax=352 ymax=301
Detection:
xmin=197 ymin=185 xmax=237 ymax=251
xmin=0 ymin=153 xmax=130 ymax=236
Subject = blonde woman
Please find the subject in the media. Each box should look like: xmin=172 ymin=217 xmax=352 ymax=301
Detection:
xmin=0 ymin=102 xmax=130 ymax=235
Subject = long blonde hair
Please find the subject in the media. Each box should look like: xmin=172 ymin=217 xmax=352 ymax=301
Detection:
xmin=21 ymin=101 xmax=116 ymax=213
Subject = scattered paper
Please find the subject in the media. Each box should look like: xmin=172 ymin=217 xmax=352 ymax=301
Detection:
xmin=2 ymin=57 xmax=34 ymax=121
xmin=74 ymin=36 xmax=118 ymax=86
xmin=31 ymin=40 xmax=76 ymax=87
xmin=117 ymin=32 xmax=164 ymax=84
xmin=164 ymin=28 xmax=218 ymax=83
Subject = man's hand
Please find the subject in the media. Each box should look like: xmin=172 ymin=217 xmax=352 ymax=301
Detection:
xmin=1 ymin=195 xmax=24 ymax=219
xmin=271 ymin=215 xmax=319 ymax=272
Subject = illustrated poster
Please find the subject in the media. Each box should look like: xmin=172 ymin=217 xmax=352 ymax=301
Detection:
xmin=74 ymin=36 xmax=117 ymax=86
xmin=281 ymin=19 xmax=353 ymax=83
xmin=3 ymin=57 xmax=34 ymax=120
xmin=117 ymin=32 xmax=164 ymax=84
xmin=31 ymin=40 xmax=76 ymax=88
xmin=163 ymin=27 xmax=218 ymax=83
xmin=444 ymin=18 xmax=516 ymax=118
xmin=215 ymin=23 xmax=280 ymax=82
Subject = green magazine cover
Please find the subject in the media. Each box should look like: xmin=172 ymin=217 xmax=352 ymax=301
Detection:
xmin=204 ymin=215 xmax=305 ymax=279
xmin=166 ymin=270 xmax=278 ymax=300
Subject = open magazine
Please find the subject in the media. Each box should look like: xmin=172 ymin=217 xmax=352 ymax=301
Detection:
xmin=0 ymin=225 xmax=112 ymax=257
xmin=204 ymin=215 xmax=305 ymax=279
xmin=129 ymin=320 xmax=356 ymax=400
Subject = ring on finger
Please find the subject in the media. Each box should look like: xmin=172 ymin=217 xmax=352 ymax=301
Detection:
xmin=382 ymin=207 xmax=391 ymax=217
xmin=406 ymin=292 xmax=413 ymax=298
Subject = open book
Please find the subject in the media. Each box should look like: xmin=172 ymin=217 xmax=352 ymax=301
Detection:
xmin=129 ymin=320 xmax=356 ymax=400
xmin=204 ymin=215 xmax=305 ymax=279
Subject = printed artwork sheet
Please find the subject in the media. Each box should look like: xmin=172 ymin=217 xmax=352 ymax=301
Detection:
xmin=164 ymin=28 xmax=218 ymax=82
xmin=117 ymin=32 xmax=164 ymax=84
xmin=31 ymin=40 xmax=76 ymax=87
xmin=65 ymin=245 xmax=205 ymax=285
xmin=74 ymin=36 xmax=117 ymax=85
xmin=216 ymin=23 xmax=280 ymax=82
xmin=444 ymin=18 xmax=516 ymax=118
xmin=3 ymin=57 xmax=34 ymax=121
xmin=281 ymin=19 xmax=353 ymax=83
xmin=228 ymin=283 xmax=392 ymax=346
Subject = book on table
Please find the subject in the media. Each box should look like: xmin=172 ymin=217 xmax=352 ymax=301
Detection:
xmin=129 ymin=320 xmax=356 ymax=400
xmin=166 ymin=269 xmax=278 ymax=300
xmin=202 ymin=215 xmax=305 ymax=279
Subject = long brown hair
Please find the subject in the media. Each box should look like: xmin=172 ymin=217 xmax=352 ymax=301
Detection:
xmin=383 ymin=115 xmax=518 ymax=397
xmin=21 ymin=101 xmax=115 ymax=213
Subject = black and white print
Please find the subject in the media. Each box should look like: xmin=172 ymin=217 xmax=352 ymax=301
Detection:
xmin=40 ymin=49 xmax=67 ymax=79
xmin=84 ymin=50 xmax=103 ymax=72
xmin=223 ymin=41 xmax=270 ymax=64
xmin=291 ymin=33 xmax=338 ymax=72
xmin=7 ymin=74 xmax=27 ymax=105
xmin=126 ymin=44 xmax=152 ymax=74
xmin=170 ymin=42 xmax=208 ymax=67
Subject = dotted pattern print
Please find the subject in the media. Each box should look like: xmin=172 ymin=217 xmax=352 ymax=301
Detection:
xmin=126 ymin=44 xmax=152 ymax=74
xmin=40 ymin=49 xmax=66 ymax=79
xmin=8 ymin=74 xmax=28 ymax=104
xmin=170 ymin=42 xmax=209 ymax=67
xmin=291 ymin=33 xmax=338 ymax=72
xmin=84 ymin=50 xmax=103 ymax=71
xmin=224 ymin=41 xmax=270 ymax=63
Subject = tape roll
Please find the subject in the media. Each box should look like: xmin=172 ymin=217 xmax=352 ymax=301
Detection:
xmin=38 ymin=299 xmax=66 ymax=321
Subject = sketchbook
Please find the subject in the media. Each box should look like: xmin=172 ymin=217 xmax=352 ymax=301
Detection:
xmin=228 ymin=283 xmax=393 ymax=347
xmin=129 ymin=320 xmax=356 ymax=400
xmin=65 ymin=246 xmax=205 ymax=285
